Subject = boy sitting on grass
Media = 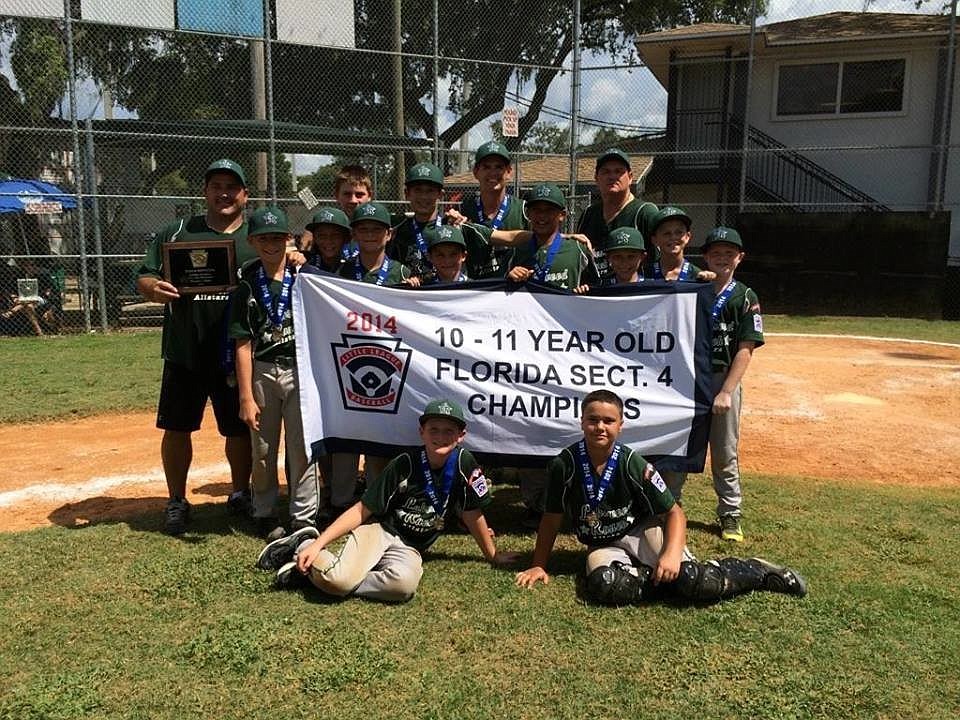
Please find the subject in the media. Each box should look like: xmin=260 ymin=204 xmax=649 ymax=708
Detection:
xmin=256 ymin=399 xmax=518 ymax=602
xmin=515 ymin=390 xmax=806 ymax=605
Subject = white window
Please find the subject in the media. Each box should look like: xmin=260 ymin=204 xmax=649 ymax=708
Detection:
xmin=775 ymin=58 xmax=905 ymax=117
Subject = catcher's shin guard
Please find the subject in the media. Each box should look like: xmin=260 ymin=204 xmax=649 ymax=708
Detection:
xmin=674 ymin=558 xmax=807 ymax=601
xmin=585 ymin=561 xmax=655 ymax=606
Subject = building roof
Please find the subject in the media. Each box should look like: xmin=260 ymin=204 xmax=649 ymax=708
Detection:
xmin=762 ymin=12 xmax=950 ymax=45
xmin=636 ymin=11 xmax=951 ymax=86
xmin=637 ymin=11 xmax=950 ymax=47
xmin=444 ymin=154 xmax=653 ymax=187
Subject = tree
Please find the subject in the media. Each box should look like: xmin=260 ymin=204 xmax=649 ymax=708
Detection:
xmin=1 ymin=1 xmax=770 ymax=191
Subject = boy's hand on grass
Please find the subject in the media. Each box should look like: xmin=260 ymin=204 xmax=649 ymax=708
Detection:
xmin=712 ymin=391 xmax=732 ymax=415
xmin=515 ymin=567 xmax=549 ymax=588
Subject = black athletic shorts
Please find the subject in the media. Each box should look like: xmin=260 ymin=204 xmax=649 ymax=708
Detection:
xmin=156 ymin=360 xmax=247 ymax=437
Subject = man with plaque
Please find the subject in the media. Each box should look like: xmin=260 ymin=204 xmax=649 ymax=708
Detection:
xmin=515 ymin=390 xmax=807 ymax=605
xmin=136 ymin=158 xmax=256 ymax=536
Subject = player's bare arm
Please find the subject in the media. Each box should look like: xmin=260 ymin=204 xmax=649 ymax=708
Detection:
xmin=515 ymin=511 xmax=564 ymax=588
xmin=235 ymin=339 xmax=259 ymax=431
xmin=714 ymin=341 xmax=757 ymax=415
xmin=296 ymin=501 xmax=372 ymax=573
xmin=654 ymin=503 xmax=687 ymax=584
xmin=461 ymin=509 xmax=520 ymax=567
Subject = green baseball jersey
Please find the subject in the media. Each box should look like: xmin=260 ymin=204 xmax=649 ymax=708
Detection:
xmin=711 ymin=281 xmax=764 ymax=371
xmin=458 ymin=193 xmax=526 ymax=278
xmin=509 ymin=235 xmax=600 ymax=291
xmin=576 ymin=198 xmax=659 ymax=284
xmin=388 ymin=214 xmax=441 ymax=277
xmin=337 ymin=256 xmax=413 ymax=286
xmin=544 ymin=442 xmax=675 ymax=546
xmin=137 ymin=215 xmax=255 ymax=370
xmin=362 ymin=447 xmax=492 ymax=551
xmin=228 ymin=260 xmax=296 ymax=362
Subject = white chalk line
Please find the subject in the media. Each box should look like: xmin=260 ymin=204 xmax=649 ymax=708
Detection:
xmin=767 ymin=332 xmax=960 ymax=349
xmin=0 ymin=461 xmax=230 ymax=508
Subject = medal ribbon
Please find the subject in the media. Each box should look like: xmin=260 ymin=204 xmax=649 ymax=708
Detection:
xmin=256 ymin=263 xmax=294 ymax=334
xmin=355 ymin=257 xmax=391 ymax=286
xmin=341 ymin=241 xmax=359 ymax=259
xmin=710 ymin=279 xmax=738 ymax=321
xmin=420 ymin=448 xmax=459 ymax=520
xmin=475 ymin=194 xmax=510 ymax=229
xmin=652 ymin=260 xmax=691 ymax=281
xmin=410 ymin=215 xmax=442 ymax=261
xmin=532 ymin=232 xmax=563 ymax=282
xmin=577 ymin=440 xmax=621 ymax=512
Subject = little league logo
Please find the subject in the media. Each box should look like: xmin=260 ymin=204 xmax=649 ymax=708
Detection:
xmin=332 ymin=334 xmax=412 ymax=412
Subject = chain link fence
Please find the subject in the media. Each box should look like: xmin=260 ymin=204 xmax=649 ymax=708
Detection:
xmin=0 ymin=0 xmax=957 ymax=333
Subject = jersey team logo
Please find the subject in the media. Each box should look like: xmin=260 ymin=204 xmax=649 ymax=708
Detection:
xmin=332 ymin=334 xmax=412 ymax=413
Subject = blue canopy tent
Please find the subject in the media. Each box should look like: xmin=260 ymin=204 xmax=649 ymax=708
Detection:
xmin=0 ymin=177 xmax=78 ymax=255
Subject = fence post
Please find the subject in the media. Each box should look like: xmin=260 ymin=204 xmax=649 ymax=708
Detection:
xmin=567 ymin=0 xmax=582 ymax=231
xmin=63 ymin=0 xmax=91 ymax=332
xmin=737 ymin=0 xmax=759 ymax=215
xmin=84 ymin=119 xmax=108 ymax=331
xmin=262 ymin=0 xmax=277 ymax=202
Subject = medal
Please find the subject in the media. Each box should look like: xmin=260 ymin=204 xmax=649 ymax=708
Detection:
xmin=256 ymin=264 xmax=294 ymax=344
xmin=576 ymin=440 xmax=621 ymax=533
xmin=420 ymin=448 xmax=459 ymax=532
xmin=532 ymin=232 xmax=563 ymax=283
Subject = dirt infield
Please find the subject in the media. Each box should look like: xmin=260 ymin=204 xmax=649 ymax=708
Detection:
xmin=2 ymin=335 xmax=958 ymax=532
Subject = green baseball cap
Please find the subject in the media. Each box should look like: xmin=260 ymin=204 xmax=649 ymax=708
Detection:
xmin=651 ymin=205 xmax=692 ymax=233
xmin=474 ymin=141 xmax=511 ymax=165
xmin=405 ymin=162 xmax=444 ymax=188
xmin=204 ymin=158 xmax=247 ymax=187
xmin=248 ymin=206 xmax=290 ymax=238
xmin=351 ymin=202 xmax=392 ymax=227
xmin=701 ymin=226 xmax=743 ymax=250
xmin=306 ymin=206 xmax=351 ymax=232
xmin=595 ymin=149 xmax=631 ymax=171
xmin=419 ymin=398 xmax=466 ymax=428
xmin=525 ymin=182 xmax=566 ymax=210
xmin=425 ymin=224 xmax=467 ymax=250
xmin=605 ymin=227 xmax=646 ymax=253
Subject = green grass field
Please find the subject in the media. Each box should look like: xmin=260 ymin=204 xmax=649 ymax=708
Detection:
xmin=1 ymin=318 xmax=957 ymax=718
xmin=1 ymin=477 xmax=958 ymax=719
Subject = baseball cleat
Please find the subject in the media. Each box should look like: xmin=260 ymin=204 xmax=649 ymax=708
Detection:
xmin=164 ymin=497 xmax=190 ymax=536
xmin=274 ymin=560 xmax=308 ymax=589
xmin=256 ymin=525 xmax=319 ymax=571
xmin=226 ymin=489 xmax=251 ymax=516
xmin=749 ymin=558 xmax=808 ymax=597
xmin=719 ymin=514 xmax=744 ymax=542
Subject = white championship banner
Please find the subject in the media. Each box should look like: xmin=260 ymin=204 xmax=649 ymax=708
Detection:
xmin=293 ymin=272 xmax=714 ymax=470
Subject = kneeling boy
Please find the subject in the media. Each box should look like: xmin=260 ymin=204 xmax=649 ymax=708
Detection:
xmin=257 ymin=399 xmax=516 ymax=602
xmin=515 ymin=390 xmax=806 ymax=605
